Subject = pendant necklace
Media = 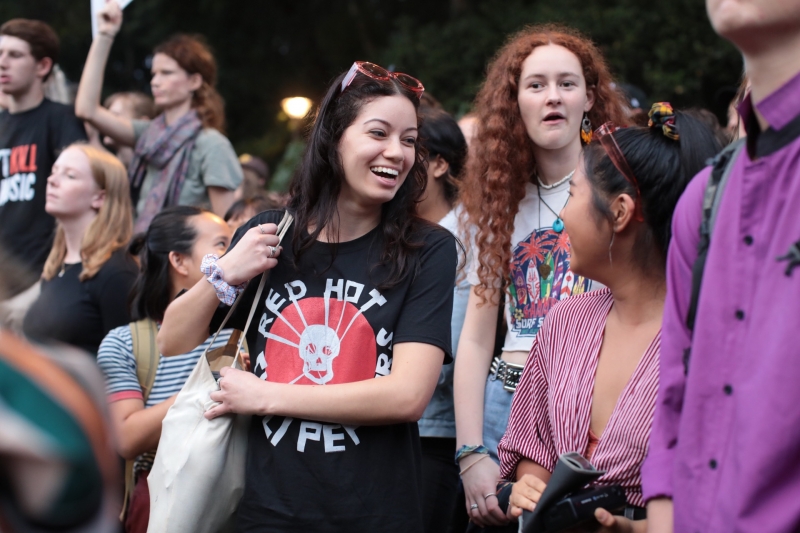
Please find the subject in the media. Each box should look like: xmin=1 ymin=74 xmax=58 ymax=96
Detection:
xmin=536 ymin=170 xmax=573 ymax=234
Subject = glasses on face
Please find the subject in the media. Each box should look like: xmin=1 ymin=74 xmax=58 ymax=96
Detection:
xmin=593 ymin=122 xmax=643 ymax=221
xmin=340 ymin=61 xmax=425 ymax=99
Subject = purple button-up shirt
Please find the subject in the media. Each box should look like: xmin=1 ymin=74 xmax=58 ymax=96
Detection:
xmin=641 ymin=70 xmax=800 ymax=532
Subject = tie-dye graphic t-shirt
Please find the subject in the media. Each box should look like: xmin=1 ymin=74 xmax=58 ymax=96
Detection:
xmin=467 ymin=181 xmax=596 ymax=352
xmin=210 ymin=210 xmax=456 ymax=532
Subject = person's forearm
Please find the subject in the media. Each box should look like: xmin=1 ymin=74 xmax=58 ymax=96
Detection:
xmin=515 ymin=458 xmax=552 ymax=483
xmin=158 ymin=277 xmax=220 ymax=356
xmin=208 ymin=186 xmax=235 ymax=218
xmin=75 ymin=35 xmax=113 ymax=122
xmin=246 ymin=344 xmax=441 ymax=426
xmin=454 ymin=287 xmax=498 ymax=447
xmin=645 ymin=498 xmax=673 ymax=533
xmin=261 ymin=377 xmax=423 ymax=425
xmin=117 ymin=396 xmax=177 ymax=459
xmin=454 ymin=339 xmax=493 ymax=446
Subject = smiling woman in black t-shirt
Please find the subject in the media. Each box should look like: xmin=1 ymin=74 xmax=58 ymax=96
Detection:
xmin=23 ymin=143 xmax=137 ymax=355
xmin=158 ymin=63 xmax=456 ymax=532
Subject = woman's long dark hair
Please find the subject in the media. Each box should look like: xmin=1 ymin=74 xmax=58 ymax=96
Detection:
xmin=287 ymin=67 xmax=429 ymax=288
xmin=584 ymin=110 xmax=721 ymax=273
xmin=128 ymin=206 xmax=205 ymax=321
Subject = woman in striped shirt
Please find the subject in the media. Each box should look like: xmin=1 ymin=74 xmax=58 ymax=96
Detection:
xmin=498 ymin=106 xmax=721 ymax=531
xmin=96 ymin=205 xmax=234 ymax=533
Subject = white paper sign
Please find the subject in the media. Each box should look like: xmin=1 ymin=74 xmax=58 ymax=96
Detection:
xmin=91 ymin=0 xmax=134 ymax=39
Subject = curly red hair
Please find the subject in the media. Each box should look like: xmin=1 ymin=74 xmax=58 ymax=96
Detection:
xmin=461 ymin=23 xmax=630 ymax=303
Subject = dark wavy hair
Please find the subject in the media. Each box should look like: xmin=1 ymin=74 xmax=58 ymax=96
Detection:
xmin=584 ymin=110 xmax=721 ymax=273
xmin=128 ymin=205 xmax=205 ymax=321
xmin=460 ymin=23 xmax=630 ymax=303
xmin=287 ymin=66 xmax=429 ymax=288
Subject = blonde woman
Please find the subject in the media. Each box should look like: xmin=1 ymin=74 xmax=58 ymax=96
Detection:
xmin=23 ymin=143 xmax=137 ymax=355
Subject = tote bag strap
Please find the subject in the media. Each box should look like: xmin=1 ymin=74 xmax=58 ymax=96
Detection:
xmin=204 ymin=211 xmax=294 ymax=368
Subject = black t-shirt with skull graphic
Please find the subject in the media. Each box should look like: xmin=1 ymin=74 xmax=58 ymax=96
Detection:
xmin=210 ymin=210 xmax=456 ymax=532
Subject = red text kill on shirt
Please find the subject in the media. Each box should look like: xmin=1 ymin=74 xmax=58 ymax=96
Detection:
xmin=0 ymin=144 xmax=38 ymax=205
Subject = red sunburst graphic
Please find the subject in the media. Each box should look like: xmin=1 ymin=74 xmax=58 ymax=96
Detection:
xmin=263 ymin=297 xmax=377 ymax=385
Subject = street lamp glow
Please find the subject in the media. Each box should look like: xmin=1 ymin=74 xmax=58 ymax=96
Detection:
xmin=281 ymin=97 xmax=312 ymax=119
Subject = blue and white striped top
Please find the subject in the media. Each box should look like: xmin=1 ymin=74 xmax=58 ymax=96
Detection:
xmin=97 ymin=324 xmax=234 ymax=472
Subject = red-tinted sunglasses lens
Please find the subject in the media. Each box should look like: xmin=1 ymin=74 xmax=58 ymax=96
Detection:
xmin=359 ymin=62 xmax=391 ymax=80
xmin=393 ymin=72 xmax=425 ymax=94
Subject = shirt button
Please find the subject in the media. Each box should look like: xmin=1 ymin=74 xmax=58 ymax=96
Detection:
xmin=709 ymin=459 xmax=718 ymax=469
xmin=724 ymin=384 xmax=733 ymax=395
xmin=744 ymin=235 xmax=754 ymax=246
xmin=735 ymin=309 xmax=745 ymax=320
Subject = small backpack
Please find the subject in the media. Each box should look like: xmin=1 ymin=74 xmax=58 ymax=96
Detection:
xmin=120 ymin=318 xmax=159 ymax=520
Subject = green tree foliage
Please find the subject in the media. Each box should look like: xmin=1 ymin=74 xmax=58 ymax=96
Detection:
xmin=381 ymin=0 xmax=742 ymax=116
xmin=1 ymin=0 xmax=741 ymax=176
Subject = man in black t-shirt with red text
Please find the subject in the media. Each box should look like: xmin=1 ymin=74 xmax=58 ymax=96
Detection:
xmin=0 ymin=19 xmax=86 ymax=276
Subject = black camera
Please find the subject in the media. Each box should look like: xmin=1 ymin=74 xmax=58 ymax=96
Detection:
xmin=540 ymin=484 xmax=626 ymax=532
xmin=512 ymin=452 xmax=629 ymax=533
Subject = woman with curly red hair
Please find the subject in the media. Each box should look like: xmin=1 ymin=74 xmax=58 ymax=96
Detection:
xmin=453 ymin=24 xmax=630 ymax=528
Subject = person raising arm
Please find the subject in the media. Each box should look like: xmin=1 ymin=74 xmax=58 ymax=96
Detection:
xmin=76 ymin=1 xmax=242 ymax=227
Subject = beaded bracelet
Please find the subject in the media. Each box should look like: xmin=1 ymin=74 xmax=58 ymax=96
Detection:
xmin=455 ymin=444 xmax=490 ymax=464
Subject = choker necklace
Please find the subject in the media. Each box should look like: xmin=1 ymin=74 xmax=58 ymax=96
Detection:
xmin=536 ymin=170 xmax=575 ymax=190
xmin=537 ymin=185 xmax=567 ymax=234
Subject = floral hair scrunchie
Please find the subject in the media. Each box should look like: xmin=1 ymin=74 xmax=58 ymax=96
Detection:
xmin=648 ymin=102 xmax=680 ymax=141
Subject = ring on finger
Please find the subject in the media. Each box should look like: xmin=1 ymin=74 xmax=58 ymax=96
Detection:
xmin=470 ymin=503 xmax=479 ymax=511
xmin=259 ymin=224 xmax=266 ymax=234
xmin=483 ymin=492 xmax=496 ymax=500
xmin=268 ymin=245 xmax=276 ymax=258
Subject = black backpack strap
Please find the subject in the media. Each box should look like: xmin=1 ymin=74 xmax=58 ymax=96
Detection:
xmin=683 ymin=139 xmax=745 ymax=374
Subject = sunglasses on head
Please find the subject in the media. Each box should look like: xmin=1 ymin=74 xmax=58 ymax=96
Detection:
xmin=340 ymin=61 xmax=425 ymax=100
xmin=593 ymin=122 xmax=644 ymax=221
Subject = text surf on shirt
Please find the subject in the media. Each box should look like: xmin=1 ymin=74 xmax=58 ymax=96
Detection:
xmin=508 ymin=228 xmax=591 ymax=337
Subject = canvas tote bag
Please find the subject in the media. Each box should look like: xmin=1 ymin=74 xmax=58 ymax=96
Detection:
xmin=147 ymin=212 xmax=293 ymax=533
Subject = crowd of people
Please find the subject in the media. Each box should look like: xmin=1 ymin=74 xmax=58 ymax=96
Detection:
xmin=1 ymin=0 xmax=799 ymax=532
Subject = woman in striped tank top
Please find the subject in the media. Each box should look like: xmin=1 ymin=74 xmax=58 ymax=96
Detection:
xmin=498 ymin=106 xmax=721 ymax=531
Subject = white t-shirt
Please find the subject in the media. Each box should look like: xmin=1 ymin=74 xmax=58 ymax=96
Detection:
xmin=467 ymin=181 xmax=597 ymax=352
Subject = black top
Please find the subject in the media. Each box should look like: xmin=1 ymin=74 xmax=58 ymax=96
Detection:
xmin=0 ymin=99 xmax=87 ymax=274
xmin=23 ymin=249 xmax=138 ymax=355
xmin=210 ymin=210 xmax=456 ymax=532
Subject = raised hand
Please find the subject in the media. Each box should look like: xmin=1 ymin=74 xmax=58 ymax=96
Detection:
xmin=216 ymin=223 xmax=282 ymax=286
xmin=97 ymin=0 xmax=123 ymax=37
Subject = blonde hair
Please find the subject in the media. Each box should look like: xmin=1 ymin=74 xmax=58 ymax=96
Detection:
xmin=42 ymin=144 xmax=133 ymax=281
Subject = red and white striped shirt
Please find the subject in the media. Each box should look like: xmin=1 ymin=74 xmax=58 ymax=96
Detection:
xmin=498 ymin=288 xmax=660 ymax=507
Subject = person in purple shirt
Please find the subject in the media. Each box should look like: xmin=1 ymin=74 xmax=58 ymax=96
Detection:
xmin=642 ymin=1 xmax=800 ymax=532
